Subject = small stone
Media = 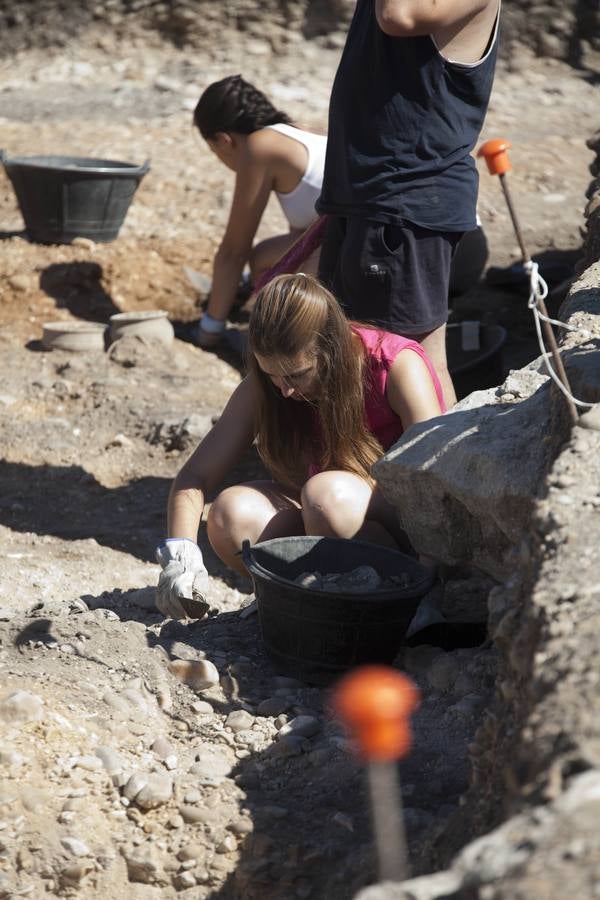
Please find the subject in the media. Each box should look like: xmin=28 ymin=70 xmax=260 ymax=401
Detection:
xmin=8 ymin=273 xmax=30 ymax=291
xmin=174 ymin=871 xmax=197 ymax=889
xmin=183 ymin=789 xmax=202 ymax=804
xmin=225 ymin=709 xmax=255 ymax=732
xmin=229 ymin=818 xmax=253 ymax=835
xmin=61 ymin=837 xmax=91 ymax=857
xmin=151 ymin=736 xmax=175 ymax=761
xmin=257 ymin=697 xmax=289 ymax=717
xmin=62 ymin=798 xmax=85 ymax=813
xmin=177 ymin=842 xmax=206 ymax=862
xmin=190 ymin=699 xmax=213 ymax=714
xmin=234 ymin=729 xmax=264 ymax=748
xmin=168 ymin=659 xmax=219 ymax=691
xmin=189 ymin=746 xmax=234 ymax=784
xmin=123 ymin=772 xmax=172 ymax=810
xmin=123 ymin=849 xmax=161 ymax=884
xmin=61 ymin=861 xmax=92 ymax=882
xmin=216 ymin=834 xmax=237 ymax=854
xmin=278 ymin=716 xmax=320 ymax=739
xmin=0 ymin=691 xmax=43 ymax=724
xmin=59 ymin=811 xmax=76 ymax=824
xmin=179 ymin=805 xmax=211 ymax=824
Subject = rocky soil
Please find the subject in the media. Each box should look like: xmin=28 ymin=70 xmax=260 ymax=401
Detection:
xmin=0 ymin=17 xmax=597 ymax=900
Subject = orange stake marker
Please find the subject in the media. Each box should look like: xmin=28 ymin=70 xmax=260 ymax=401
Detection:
xmin=331 ymin=666 xmax=420 ymax=884
xmin=478 ymin=138 xmax=512 ymax=177
xmin=477 ymin=137 xmax=578 ymax=425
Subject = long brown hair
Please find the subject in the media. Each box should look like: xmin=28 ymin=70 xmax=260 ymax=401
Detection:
xmin=248 ymin=274 xmax=383 ymax=488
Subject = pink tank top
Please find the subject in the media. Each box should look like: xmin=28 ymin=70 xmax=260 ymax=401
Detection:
xmin=308 ymin=327 xmax=445 ymax=477
xmin=355 ymin=325 xmax=446 ymax=451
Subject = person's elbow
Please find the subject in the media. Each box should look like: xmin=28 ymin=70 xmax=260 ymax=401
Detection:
xmin=375 ymin=2 xmax=424 ymax=36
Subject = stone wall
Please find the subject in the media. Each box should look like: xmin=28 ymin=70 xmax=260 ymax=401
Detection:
xmin=0 ymin=0 xmax=599 ymax=70
xmin=362 ymin=168 xmax=600 ymax=897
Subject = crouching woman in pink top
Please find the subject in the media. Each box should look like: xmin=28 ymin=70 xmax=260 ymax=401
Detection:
xmin=156 ymin=273 xmax=444 ymax=617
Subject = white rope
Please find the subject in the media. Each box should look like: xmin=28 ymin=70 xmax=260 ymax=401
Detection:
xmin=525 ymin=260 xmax=595 ymax=410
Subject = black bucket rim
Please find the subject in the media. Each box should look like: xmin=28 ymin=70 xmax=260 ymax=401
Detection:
xmin=242 ymin=536 xmax=435 ymax=601
xmin=0 ymin=149 xmax=150 ymax=177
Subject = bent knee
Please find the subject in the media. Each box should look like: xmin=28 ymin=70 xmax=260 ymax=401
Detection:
xmin=301 ymin=471 xmax=370 ymax=535
xmin=208 ymin=486 xmax=264 ymax=533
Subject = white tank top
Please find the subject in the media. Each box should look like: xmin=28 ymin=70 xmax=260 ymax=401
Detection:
xmin=266 ymin=123 xmax=327 ymax=231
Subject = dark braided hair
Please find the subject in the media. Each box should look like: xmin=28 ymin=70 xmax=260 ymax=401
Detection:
xmin=193 ymin=74 xmax=292 ymax=140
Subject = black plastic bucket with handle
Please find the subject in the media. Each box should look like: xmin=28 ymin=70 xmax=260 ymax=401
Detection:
xmin=242 ymin=536 xmax=435 ymax=685
xmin=1 ymin=150 xmax=150 ymax=244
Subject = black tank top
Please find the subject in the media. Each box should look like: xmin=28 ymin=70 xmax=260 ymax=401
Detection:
xmin=317 ymin=1 xmax=499 ymax=232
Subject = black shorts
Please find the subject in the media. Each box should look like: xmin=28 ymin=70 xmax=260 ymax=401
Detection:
xmin=317 ymin=216 xmax=462 ymax=336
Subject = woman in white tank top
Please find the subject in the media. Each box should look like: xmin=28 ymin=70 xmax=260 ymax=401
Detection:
xmin=192 ymin=75 xmax=327 ymax=348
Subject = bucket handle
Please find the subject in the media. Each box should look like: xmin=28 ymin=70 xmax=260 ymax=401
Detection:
xmin=139 ymin=158 xmax=151 ymax=175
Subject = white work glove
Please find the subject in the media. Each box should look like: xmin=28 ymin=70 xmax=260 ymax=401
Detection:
xmin=155 ymin=538 xmax=210 ymax=619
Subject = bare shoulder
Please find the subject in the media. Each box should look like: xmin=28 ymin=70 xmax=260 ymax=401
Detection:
xmin=223 ymin=374 xmax=257 ymax=417
xmin=244 ymin=128 xmax=281 ymax=165
xmin=388 ymin=346 xmax=431 ymax=383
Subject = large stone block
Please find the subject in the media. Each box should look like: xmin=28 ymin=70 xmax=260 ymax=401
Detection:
xmin=374 ymin=268 xmax=600 ymax=579
xmin=373 ymin=369 xmax=561 ymax=580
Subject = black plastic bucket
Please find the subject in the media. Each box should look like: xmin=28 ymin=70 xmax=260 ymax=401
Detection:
xmin=447 ymin=320 xmax=507 ymax=400
xmin=0 ymin=150 xmax=150 ymax=244
xmin=242 ymin=536 xmax=435 ymax=685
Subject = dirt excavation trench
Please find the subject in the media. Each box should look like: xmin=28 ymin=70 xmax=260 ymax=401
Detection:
xmin=1 ymin=6 xmax=600 ymax=900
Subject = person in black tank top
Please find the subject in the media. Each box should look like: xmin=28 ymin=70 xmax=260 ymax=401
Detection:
xmin=317 ymin=0 xmax=500 ymax=407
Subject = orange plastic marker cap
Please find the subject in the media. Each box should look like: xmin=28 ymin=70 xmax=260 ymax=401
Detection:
xmin=331 ymin=666 xmax=420 ymax=762
xmin=477 ymin=138 xmax=512 ymax=176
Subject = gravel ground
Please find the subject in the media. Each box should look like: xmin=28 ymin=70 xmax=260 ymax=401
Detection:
xmin=0 ymin=26 xmax=596 ymax=900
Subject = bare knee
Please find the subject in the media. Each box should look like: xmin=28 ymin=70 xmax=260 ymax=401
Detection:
xmin=301 ymin=472 xmax=370 ymax=538
xmin=207 ymin=486 xmax=270 ymax=565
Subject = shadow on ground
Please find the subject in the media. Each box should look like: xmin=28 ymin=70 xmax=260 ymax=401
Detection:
xmin=39 ymin=260 xmax=120 ymax=321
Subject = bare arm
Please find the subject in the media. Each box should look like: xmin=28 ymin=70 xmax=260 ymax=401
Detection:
xmin=375 ymin=0 xmax=498 ymax=62
xmin=375 ymin=0 xmax=490 ymax=34
xmin=206 ymin=141 xmax=273 ymax=322
xmin=386 ymin=349 xmax=443 ymax=431
xmin=167 ymin=376 xmax=257 ymax=539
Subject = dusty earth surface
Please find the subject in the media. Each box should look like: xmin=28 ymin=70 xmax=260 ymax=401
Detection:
xmin=0 ymin=22 xmax=597 ymax=900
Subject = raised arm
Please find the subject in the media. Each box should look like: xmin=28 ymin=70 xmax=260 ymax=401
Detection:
xmin=167 ymin=375 xmax=257 ymax=540
xmin=386 ymin=349 xmax=443 ymax=432
xmin=375 ymin=0 xmax=498 ymax=62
